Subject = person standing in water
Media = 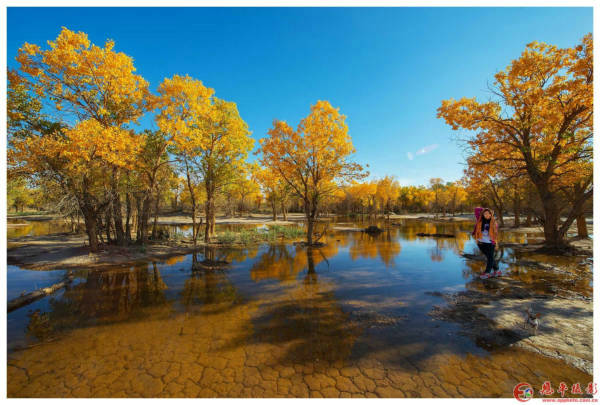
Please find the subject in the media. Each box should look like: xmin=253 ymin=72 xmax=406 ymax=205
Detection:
xmin=472 ymin=207 xmax=500 ymax=279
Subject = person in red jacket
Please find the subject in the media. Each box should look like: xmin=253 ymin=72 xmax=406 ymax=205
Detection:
xmin=472 ymin=207 xmax=500 ymax=279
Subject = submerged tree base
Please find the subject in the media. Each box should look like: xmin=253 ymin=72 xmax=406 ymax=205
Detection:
xmin=293 ymin=241 xmax=326 ymax=248
xmin=363 ymin=226 xmax=384 ymax=234
xmin=193 ymin=259 xmax=230 ymax=270
xmin=416 ymin=232 xmax=455 ymax=238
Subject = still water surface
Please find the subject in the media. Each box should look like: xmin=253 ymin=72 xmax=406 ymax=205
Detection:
xmin=7 ymin=218 xmax=592 ymax=397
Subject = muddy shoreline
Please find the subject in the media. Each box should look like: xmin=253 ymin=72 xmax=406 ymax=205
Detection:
xmin=427 ymin=252 xmax=593 ymax=375
xmin=7 ymin=232 xmax=289 ymax=271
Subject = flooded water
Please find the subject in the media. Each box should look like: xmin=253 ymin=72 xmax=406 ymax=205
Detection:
xmin=7 ymin=217 xmax=593 ymax=398
xmin=7 ymin=218 xmax=75 ymax=239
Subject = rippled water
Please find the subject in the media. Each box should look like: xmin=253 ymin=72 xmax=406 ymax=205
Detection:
xmin=6 ymin=217 xmax=593 ymax=398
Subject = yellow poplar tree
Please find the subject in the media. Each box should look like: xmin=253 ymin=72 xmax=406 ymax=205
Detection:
xmin=258 ymin=100 xmax=366 ymax=245
xmin=157 ymin=75 xmax=253 ymax=243
xmin=9 ymin=27 xmax=151 ymax=251
xmin=438 ymin=34 xmax=592 ymax=248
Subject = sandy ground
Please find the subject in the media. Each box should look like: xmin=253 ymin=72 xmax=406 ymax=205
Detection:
xmin=7 ymin=233 xmax=206 ymax=271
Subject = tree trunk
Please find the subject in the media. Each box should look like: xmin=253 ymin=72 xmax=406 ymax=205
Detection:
xmin=305 ymin=199 xmax=315 ymax=245
xmin=135 ymin=195 xmax=142 ymax=241
xmin=125 ymin=192 xmax=132 ymax=242
xmin=185 ymin=160 xmax=198 ymax=245
xmin=139 ymin=195 xmax=152 ymax=243
xmin=577 ymin=214 xmax=588 ymax=238
xmin=282 ymin=202 xmax=287 ymax=221
xmin=111 ymin=168 xmax=126 ymax=246
xmin=306 ymin=217 xmax=314 ymax=246
xmin=271 ymin=199 xmax=277 ymax=221
xmin=152 ymin=188 xmax=160 ymax=239
xmin=491 ymin=201 xmax=504 ymax=227
xmin=540 ymin=195 xmax=566 ymax=248
xmin=190 ymin=198 xmax=197 ymax=244
xmin=104 ymin=207 xmax=112 ymax=244
xmin=204 ymin=183 xmax=216 ymax=243
xmin=513 ymin=193 xmax=520 ymax=228
xmin=80 ymin=201 xmax=99 ymax=252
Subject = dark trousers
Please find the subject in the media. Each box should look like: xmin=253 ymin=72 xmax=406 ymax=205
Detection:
xmin=477 ymin=242 xmax=498 ymax=272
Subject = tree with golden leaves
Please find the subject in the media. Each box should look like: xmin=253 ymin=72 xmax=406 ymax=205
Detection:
xmin=156 ymin=75 xmax=253 ymax=243
xmin=345 ymin=181 xmax=377 ymax=217
xmin=228 ymin=165 xmax=260 ymax=217
xmin=375 ymin=176 xmax=400 ymax=219
xmin=258 ymin=101 xmax=366 ymax=245
xmin=253 ymin=166 xmax=292 ymax=221
xmin=9 ymin=27 xmax=151 ymax=251
xmin=438 ymin=34 xmax=592 ymax=248
xmin=442 ymin=180 xmax=468 ymax=216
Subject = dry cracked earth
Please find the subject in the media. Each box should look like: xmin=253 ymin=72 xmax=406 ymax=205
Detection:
xmin=8 ymin=278 xmax=592 ymax=398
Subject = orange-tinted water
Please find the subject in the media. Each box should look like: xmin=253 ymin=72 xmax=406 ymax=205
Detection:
xmin=7 ymin=218 xmax=593 ymax=397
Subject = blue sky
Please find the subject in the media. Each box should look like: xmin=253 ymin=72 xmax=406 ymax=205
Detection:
xmin=7 ymin=7 xmax=592 ymax=186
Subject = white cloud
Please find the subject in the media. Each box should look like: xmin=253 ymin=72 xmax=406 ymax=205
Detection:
xmin=415 ymin=144 xmax=439 ymax=155
xmin=406 ymin=152 xmax=413 ymax=161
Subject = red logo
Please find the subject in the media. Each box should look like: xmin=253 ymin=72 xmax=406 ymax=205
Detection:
xmin=514 ymin=383 xmax=534 ymax=402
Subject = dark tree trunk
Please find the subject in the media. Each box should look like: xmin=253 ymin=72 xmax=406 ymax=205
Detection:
xmin=111 ymin=168 xmax=126 ymax=246
xmin=577 ymin=214 xmax=588 ymax=238
xmin=304 ymin=199 xmax=317 ymax=245
xmin=125 ymin=192 xmax=132 ymax=242
xmin=185 ymin=160 xmax=198 ymax=246
xmin=492 ymin=201 xmax=504 ymax=227
xmin=204 ymin=189 xmax=216 ymax=243
xmin=271 ymin=199 xmax=277 ymax=221
xmin=104 ymin=207 xmax=112 ymax=244
xmin=139 ymin=195 xmax=152 ymax=243
xmin=306 ymin=217 xmax=314 ymax=246
xmin=152 ymin=189 xmax=160 ymax=239
xmin=513 ymin=193 xmax=520 ymax=228
xmin=80 ymin=200 xmax=99 ymax=253
xmin=539 ymin=191 xmax=567 ymax=249
xmin=135 ymin=195 xmax=142 ymax=241
xmin=203 ymin=172 xmax=216 ymax=244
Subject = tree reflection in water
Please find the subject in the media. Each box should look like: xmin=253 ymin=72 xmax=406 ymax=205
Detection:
xmin=24 ymin=263 xmax=170 ymax=342
xmin=347 ymin=229 xmax=402 ymax=267
xmin=247 ymin=246 xmax=363 ymax=365
xmin=182 ymin=251 xmax=240 ymax=310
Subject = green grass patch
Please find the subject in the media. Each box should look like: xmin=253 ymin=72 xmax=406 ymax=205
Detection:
xmin=216 ymin=225 xmax=304 ymax=245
